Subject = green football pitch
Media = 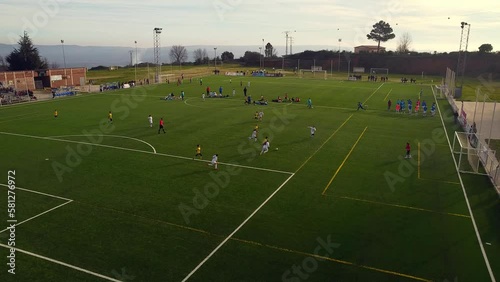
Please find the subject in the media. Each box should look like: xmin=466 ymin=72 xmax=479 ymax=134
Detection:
xmin=0 ymin=75 xmax=498 ymax=282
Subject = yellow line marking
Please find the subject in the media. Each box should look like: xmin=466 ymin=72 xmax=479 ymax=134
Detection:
xmin=294 ymin=115 xmax=353 ymax=173
xmin=322 ymin=127 xmax=368 ymax=195
xmin=231 ymin=238 xmax=432 ymax=282
xmin=383 ymin=89 xmax=392 ymax=101
xmin=331 ymin=195 xmax=471 ymax=219
xmin=418 ymin=142 xmax=421 ymax=179
xmin=418 ymin=178 xmax=461 ymax=185
xmin=363 ymin=83 xmax=385 ymax=104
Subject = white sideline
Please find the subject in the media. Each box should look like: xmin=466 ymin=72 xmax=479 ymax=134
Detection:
xmin=434 ymin=90 xmax=496 ymax=282
xmin=0 ymin=243 xmax=121 ymax=282
xmin=0 ymin=131 xmax=293 ymax=175
xmin=181 ymin=173 xmax=295 ymax=282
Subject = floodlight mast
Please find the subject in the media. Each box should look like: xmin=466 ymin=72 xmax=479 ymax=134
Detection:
xmin=153 ymin=27 xmax=162 ymax=83
xmin=134 ymin=41 xmax=138 ymax=84
xmin=456 ymin=22 xmax=470 ymax=91
xmin=283 ymin=30 xmax=296 ymax=56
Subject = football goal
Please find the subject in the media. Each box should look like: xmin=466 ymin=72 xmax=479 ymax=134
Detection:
xmin=299 ymin=69 xmax=327 ymax=80
xmin=452 ymin=132 xmax=499 ymax=181
xmin=369 ymin=68 xmax=389 ymax=76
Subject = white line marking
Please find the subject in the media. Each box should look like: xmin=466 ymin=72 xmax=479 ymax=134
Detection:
xmin=181 ymin=173 xmax=296 ymax=281
xmin=0 ymin=131 xmax=292 ymax=175
xmin=0 ymin=183 xmax=72 ymax=201
xmin=49 ymin=134 xmax=157 ymax=154
xmin=433 ymin=89 xmax=496 ymax=282
xmin=0 ymin=200 xmax=73 ymax=234
xmin=0 ymin=243 xmax=121 ymax=282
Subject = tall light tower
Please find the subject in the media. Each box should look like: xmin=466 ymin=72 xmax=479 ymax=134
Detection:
xmin=60 ymin=40 xmax=66 ymax=69
xmin=214 ymin=47 xmax=217 ymax=73
xmin=283 ymin=30 xmax=296 ymax=56
xmin=134 ymin=41 xmax=138 ymax=84
xmin=338 ymin=38 xmax=342 ymax=72
xmin=153 ymin=27 xmax=162 ymax=83
xmin=262 ymin=38 xmax=265 ymax=68
xmin=259 ymin=47 xmax=262 ymax=68
xmin=456 ymin=22 xmax=470 ymax=94
xmin=289 ymin=37 xmax=294 ymax=55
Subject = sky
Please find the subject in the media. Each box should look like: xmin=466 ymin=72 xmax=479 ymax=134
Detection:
xmin=0 ymin=0 xmax=499 ymax=54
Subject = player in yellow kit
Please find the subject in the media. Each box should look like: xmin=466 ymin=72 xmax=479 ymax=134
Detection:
xmin=194 ymin=144 xmax=202 ymax=159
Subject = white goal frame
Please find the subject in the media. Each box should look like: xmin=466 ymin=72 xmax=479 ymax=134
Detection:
xmin=369 ymin=68 xmax=389 ymax=76
xmin=299 ymin=69 xmax=327 ymax=80
xmin=452 ymin=132 xmax=499 ymax=183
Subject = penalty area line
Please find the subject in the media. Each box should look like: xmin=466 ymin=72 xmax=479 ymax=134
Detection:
xmin=0 ymin=243 xmax=121 ymax=282
xmin=0 ymin=131 xmax=292 ymax=175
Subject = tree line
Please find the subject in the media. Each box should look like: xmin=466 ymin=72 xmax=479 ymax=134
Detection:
xmin=1 ymin=27 xmax=496 ymax=71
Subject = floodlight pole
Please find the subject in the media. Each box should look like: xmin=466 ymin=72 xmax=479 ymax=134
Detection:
xmin=214 ymin=47 xmax=217 ymax=73
xmin=262 ymin=38 xmax=265 ymax=68
xmin=338 ymin=38 xmax=341 ymax=72
xmin=134 ymin=41 xmax=137 ymax=84
xmin=259 ymin=47 xmax=262 ymax=68
xmin=60 ymin=40 xmax=66 ymax=69
xmin=456 ymin=22 xmax=470 ymax=90
xmin=153 ymin=27 xmax=162 ymax=83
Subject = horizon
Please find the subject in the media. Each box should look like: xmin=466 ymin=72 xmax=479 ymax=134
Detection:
xmin=1 ymin=0 xmax=499 ymax=56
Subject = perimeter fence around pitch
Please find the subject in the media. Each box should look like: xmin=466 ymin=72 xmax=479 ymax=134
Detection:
xmin=436 ymin=68 xmax=500 ymax=193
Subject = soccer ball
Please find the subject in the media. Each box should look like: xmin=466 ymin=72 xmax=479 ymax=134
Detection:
xmin=275 ymin=148 xmax=279 ymax=151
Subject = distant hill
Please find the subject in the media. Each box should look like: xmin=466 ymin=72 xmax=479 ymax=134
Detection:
xmin=0 ymin=44 xmax=334 ymax=68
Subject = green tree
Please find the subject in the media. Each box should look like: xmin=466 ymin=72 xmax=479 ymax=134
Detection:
xmin=220 ymin=51 xmax=234 ymax=61
xmin=6 ymin=31 xmax=47 ymax=70
xmin=265 ymin=42 xmax=277 ymax=58
xmin=366 ymin=20 xmax=396 ymax=53
xmin=241 ymin=51 xmax=260 ymax=64
xmin=478 ymin=43 xmax=493 ymax=53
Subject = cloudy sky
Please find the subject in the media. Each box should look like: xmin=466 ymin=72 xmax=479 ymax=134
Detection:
xmin=0 ymin=0 xmax=499 ymax=54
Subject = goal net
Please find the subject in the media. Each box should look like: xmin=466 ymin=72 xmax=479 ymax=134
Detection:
xmin=452 ymin=131 xmax=499 ymax=179
xmin=299 ymin=69 xmax=327 ymax=80
xmin=369 ymin=68 xmax=389 ymax=76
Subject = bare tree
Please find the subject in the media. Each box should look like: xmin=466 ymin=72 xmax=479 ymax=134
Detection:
xmin=193 ymin=48 xmax=208 ymax=64
xmin=396 ymin=32 xmax=412 ymax=53
xmin=169 ymin=45 xmax=188 ymax=65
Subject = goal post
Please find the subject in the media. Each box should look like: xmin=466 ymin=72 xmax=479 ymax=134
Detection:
xmin=452 ymin=131 xmax=496 ymax=176
xmin=299 ymin=69 xmax=327 ymax=80
xmin=369 ymin=68 xmax=389 ymax=76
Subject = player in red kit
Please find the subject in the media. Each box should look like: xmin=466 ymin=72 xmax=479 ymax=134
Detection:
xmin=158 ymin=117 xmax=166 ymax=134
xmin=405 ymin=142 xmax=411 ymax=159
